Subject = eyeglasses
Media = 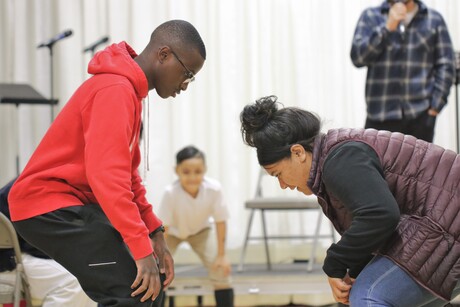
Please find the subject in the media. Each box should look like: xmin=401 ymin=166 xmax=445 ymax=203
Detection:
xmin=170 ymin=50 xmax=195 ymax=84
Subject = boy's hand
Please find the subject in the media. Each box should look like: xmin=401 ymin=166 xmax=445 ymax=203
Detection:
xmin=212 ymin=255 xmax=232 ymax=277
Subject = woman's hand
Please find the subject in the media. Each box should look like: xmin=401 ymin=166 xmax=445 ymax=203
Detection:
xmin=328 ymin=274 xmax=355 ymax=305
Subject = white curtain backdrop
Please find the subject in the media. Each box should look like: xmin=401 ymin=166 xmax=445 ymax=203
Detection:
xmin=1 ymin=0 xmax=459 ymax=252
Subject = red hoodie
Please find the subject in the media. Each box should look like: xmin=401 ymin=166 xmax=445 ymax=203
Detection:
xmin=8 ymin=42 xmax=161 ymax=260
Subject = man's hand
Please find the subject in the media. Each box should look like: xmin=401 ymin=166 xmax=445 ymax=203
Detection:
xmin=386 ymin=2 xmax=407 ymax=32
xmin=428 ymin=108 xmax=439 ymax=116
xmin=131 ymin=255 xmax=161 ymax=302
xmin=328 ymin=275 xmax=355 ymax=305
xmin=151 ymin=231 xmax=175 ymax=288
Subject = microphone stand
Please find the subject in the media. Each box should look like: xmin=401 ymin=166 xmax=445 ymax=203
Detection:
xmin=83 ymin=36 xmax=110 ymax=58
xmin=37 ymin=30 xmax=73 ymax=122
xmin=456 ymin=68 xmax=459 ymax=153
xmin=455 ymin=51 xmax=460 ymax=153
xmin=39 ymin=34 xmax=73 ymax=123
xmin=91 ymin=46 xmax=99 ymax=58
xmin=46 ymin=44 xmax=55 ymax=123
xmin=89 ymin=46 xmax=97 ymax=58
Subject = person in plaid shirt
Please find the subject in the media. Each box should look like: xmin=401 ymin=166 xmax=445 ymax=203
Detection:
xmin=351 ymin=0 xmax=455 ymax=142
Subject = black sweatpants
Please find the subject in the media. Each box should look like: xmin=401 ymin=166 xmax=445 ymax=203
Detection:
xmin=13 ymin=204 xmax=164 ymax=307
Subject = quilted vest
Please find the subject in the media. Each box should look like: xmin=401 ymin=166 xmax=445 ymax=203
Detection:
xmin=308 ymin=128 xmax=460 ymax=300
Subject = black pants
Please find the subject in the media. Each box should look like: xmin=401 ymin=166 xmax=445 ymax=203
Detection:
xmin=13 ymin=204 xmax=164 ymax=307
xmin=365 ymin=111 xmax=436 ymax=142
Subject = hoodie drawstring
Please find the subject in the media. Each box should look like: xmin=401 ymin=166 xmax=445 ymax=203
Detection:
xmin=142 ymin=95 xmax=150 ymax=182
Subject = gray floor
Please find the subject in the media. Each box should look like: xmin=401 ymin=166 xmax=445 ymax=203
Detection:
xmin=166 ymin=262 xmax=337 ymax=307
xmin=167 ymin=263 xmax=460 ymax=307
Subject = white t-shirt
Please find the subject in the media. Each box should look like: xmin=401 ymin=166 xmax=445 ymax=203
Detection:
xmin=158 ymin=177 xmax=230 ymax=240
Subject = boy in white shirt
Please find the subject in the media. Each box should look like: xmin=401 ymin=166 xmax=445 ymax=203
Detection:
xmin=158 ymin=145 xmax=234 ymax=307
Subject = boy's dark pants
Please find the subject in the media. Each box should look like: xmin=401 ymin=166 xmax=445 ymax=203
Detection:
xmin=14 ymin=203 xmax=164 ymax=307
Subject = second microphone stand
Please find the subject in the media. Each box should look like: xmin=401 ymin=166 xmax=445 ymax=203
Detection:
xmin=47 ymin=45 xmax=56 ymax=122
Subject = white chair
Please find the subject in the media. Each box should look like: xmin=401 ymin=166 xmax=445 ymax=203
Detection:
xmin=238 ymin=168 xmax=336 ymax=272
xmin=0 ymin=211 xmax=33 ymax=307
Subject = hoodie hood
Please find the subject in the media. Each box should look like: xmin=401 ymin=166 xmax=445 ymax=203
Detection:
xmin=88 ymin=41 xmax=148 ymax=99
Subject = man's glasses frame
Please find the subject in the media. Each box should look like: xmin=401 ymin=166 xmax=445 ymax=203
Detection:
xmin=170 ymin=50 xmax=195 ymax=84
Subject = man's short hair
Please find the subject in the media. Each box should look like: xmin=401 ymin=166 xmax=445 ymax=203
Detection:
xmin=151 ymin=20 xmax=206 ymax=60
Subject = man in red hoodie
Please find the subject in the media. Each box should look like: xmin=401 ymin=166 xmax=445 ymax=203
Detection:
xmin=8 ymin=19 xmax=206 ymax=307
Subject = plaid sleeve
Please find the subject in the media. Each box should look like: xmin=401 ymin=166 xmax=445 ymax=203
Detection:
xmin=430 ymin=13 xmax=455 ymax=112
xmin=350 ymin=8 xmax=390 ymax=68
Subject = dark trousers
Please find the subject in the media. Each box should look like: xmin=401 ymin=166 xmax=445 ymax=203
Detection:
xmin=365 ymin=111 xmax=436 ymax=142
xmin=13 ymin=204 xmax=164 ymax=307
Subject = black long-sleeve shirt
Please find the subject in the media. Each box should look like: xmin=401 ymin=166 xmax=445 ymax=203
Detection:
xmin=321 ymin=141 xmax=400 ymax=278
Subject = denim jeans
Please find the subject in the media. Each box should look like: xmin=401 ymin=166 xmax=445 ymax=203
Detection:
xmin=349 ymin=255 xmax=460 ymax=307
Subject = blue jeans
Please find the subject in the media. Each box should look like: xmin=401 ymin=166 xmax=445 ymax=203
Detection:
xmin=349 ymin=255 xmax=460 ymax=307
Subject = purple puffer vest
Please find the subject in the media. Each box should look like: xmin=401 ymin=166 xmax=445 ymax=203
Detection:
xmin=308 ymin=128 xmax=460 ymax=300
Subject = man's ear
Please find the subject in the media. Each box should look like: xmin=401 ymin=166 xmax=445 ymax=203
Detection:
xmin=290 ymin=144 xmax=306 ymax=161
xmin=158 ymin=46 xmax=170 ymax=64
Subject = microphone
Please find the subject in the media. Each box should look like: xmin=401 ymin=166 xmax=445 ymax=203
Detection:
xmin=83 ymin=36 xmax=109 ymax=53
xmin=392 ymin=0 xmax=406 ymax=34
xmin=399 ymin=22 xmax=405 ymax=34
xmin=37 ymin=29 xmax=73 ymax=48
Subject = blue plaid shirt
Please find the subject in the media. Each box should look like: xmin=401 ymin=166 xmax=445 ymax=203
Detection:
xmin=350 ymin=1 xmax=455 ymax=121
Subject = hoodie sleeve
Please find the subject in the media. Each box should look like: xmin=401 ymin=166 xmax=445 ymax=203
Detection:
xmin=82 ymin=83 xmax=153 ymax=260
xmin=131 ymin=158 xmax=162 ymax=233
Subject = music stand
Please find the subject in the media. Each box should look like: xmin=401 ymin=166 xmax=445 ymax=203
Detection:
xmin=0 ymin=83 xmax=58 ymax=175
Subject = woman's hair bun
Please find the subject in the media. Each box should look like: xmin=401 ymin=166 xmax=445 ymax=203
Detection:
xmin=240 ymin=95 xmax=279 ymax=146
